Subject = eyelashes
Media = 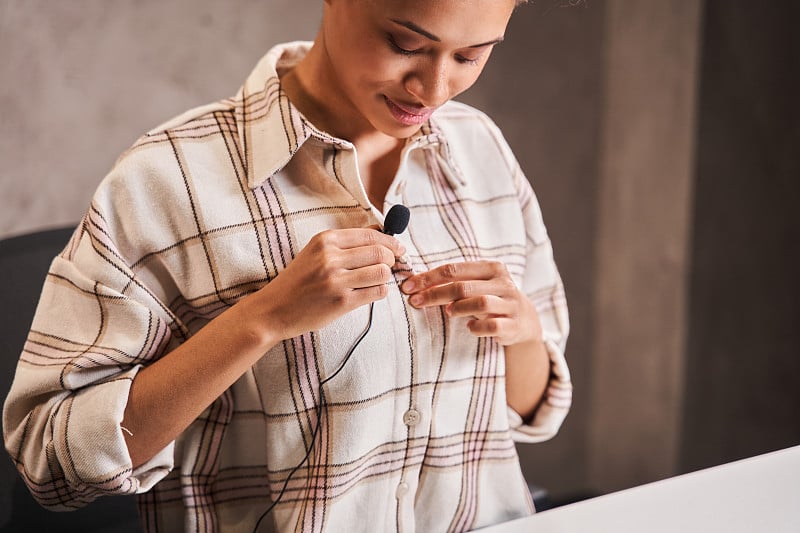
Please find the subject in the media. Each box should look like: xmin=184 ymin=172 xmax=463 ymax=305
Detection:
xmin=387 ymin=34 xmax=417 ymax=56
xmin=386 ymin=34 xmax=481 ymax=65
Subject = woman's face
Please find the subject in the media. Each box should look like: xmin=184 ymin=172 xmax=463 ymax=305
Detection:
xmin=320 ymin=0 xmax=517 ymax=138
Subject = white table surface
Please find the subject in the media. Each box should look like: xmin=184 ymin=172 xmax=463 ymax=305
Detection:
xmin=480 ymin=445 xmax=800 ymax=533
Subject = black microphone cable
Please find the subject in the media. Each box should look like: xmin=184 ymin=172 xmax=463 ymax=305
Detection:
xmin=252 ymin=302 xmax=376 ymax=532
xmin=252 ymin=205 xmax=410 ymax=532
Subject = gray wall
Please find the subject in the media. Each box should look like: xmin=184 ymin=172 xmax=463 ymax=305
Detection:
xmin=1 ymin=0 xmax=798 ymax=508
xmin=0 ymin=0 xmax=319 ymax=236
xmin=680 ymin=0 xmax=800 ymax=473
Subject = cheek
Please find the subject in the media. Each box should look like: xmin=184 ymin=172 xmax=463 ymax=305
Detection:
xmin=328 ymin=26 xmax=396 ymax=83
xmin=340 ymin=39 xmax=410 ymax=88
xmin=354 ymin=55 xmax=412 ymax=89
xmin=328 ymin=31 xmax=389 ymax=86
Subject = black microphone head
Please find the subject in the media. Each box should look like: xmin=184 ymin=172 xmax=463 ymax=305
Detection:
xmin=383 ymin=204 xmax=410 ymax=236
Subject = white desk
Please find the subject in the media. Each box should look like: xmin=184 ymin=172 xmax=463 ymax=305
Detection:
xmin=481 ymin=446 xmax=800 ymax=533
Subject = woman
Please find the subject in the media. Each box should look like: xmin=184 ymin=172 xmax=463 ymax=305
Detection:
xmin=3 ymin=0 xmax=571 ymax=531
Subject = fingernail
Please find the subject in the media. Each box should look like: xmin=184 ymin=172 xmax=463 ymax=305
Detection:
xmin=398 ymin=245 xmax=407 ymax=256
xmin=402 ymin=280 xmax=415 ymax=293
xmin=410 ymin=294 xmax=423 ymax=306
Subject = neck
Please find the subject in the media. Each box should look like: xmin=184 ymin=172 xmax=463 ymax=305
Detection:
xmin=281 ymin=36 xmax=397 ymax=150
xmin=280 ymin=37 xmax=407 ymax=208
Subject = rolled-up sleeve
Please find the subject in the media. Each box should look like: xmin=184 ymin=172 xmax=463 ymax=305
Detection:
xmin=507 ymin=338 xmax=572 ymax=443
xmin=3 ymin=209 xmax=176 ymax=510
xmin=507 ymin=161 xmax=573 ymax=443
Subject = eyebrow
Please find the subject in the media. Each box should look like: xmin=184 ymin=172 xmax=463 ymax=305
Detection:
xmin=390 ymin=19 xmax=505 ymax=48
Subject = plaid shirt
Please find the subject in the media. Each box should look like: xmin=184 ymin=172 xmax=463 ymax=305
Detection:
xmin=3 ymin=42 xmax=571 ymax=532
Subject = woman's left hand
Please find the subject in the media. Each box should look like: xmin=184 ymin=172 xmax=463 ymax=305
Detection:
xmin=401 ymin=261 xmax=542 ymax=347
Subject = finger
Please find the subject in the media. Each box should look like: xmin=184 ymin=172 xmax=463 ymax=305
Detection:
xmin=335 ymin=245 xmax=397 ymax=270
xmin=408 ymin=280 xmax=475 ymax=308
xmin=401 ymin=261 xmax=507 ymax=294
xmin=349 ymin=283 xmax=390 ymax=307
xmin=446 ymin=294 xmax=514 ymax=318
xmin=407 ymin=279 xmax=509 ymax=309
xmin=339 ymin=262 xmax=393 ymax=290
xmin=317 ymin=228 xmax=406 ymax=257
xmin=321 ymin=281 xmax=390 ymax=313
xmin=466 ymin=316 xmax=517 ymax=340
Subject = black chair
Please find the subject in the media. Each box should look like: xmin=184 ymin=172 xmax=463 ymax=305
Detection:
xmin=0 ymin=227 xmax=142 ymax=533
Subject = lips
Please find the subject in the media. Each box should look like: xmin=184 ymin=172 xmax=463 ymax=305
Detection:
xmin=384 ymin=96 xmax=435 ymax=126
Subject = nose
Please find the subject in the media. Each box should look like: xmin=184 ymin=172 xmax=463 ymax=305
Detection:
xmin=404 ymin=58 xmax=450 ymax=108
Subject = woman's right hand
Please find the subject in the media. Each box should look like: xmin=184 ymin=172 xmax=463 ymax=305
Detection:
xmin=122 ymin=226 xmax=404 ymax=468
xmin=241 ymin=227 xmax=406 ymax=343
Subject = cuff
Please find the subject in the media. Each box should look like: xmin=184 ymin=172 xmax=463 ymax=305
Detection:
xmin=53 ymin=366 xmax=174 ymax=495
xmin=508 ymin=338 xmax=572 ymax=443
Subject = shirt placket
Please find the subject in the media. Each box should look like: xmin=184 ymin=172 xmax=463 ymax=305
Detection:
xmin=389 ymin=138 xmax=454 ymax=533
xmin=324 ymin=133 xmax=454 ymax=532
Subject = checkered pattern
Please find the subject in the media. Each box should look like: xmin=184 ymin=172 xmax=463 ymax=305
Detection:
xmin=3 ymin=42 xmax=571 ymax=532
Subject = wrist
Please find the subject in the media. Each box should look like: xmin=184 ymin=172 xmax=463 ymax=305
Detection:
xmin=515 ymin=297 xmax=544 ymax=346
xmin=228 ymin=293 xmax=282 ymax=354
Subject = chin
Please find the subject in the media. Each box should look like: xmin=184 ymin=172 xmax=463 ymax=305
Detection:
xmin=381 ymin=123 xmax=423 ymax=140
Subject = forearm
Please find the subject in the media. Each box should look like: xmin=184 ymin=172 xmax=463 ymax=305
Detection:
xmin=121 ymin=228 xmax=405 ymax=468
xmin=122 ymin=296 xmax=278 ymax=468
xmin=504 ymin=338 xmax=550 ymax=423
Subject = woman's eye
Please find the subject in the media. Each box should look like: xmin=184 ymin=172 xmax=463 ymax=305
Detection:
xmin=387 ymin=33 xmax=484 ymax=65
xmin=456 ymin=55 xmax=481 ymax=66
xmin=387 ymin=34 xmax=420 ymax=56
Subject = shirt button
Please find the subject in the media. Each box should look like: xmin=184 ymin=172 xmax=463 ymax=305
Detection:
xmin=403 ymin=408 xmax=421 ymax=427
xmin=396 ymin=481 xmax=410 ymax=499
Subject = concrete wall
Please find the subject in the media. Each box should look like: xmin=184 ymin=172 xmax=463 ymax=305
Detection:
xmin=0 ymin=0 xmax=319 ymax=237
xmin=586 ymin=0 xmax=702 ymax=493
xmin=2 ymin=0 xmax=798 ymax=507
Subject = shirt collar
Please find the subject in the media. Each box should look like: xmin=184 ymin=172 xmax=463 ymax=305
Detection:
xmin=234 ymin=41 xmax=315 ymax=189
xmin=236 ymin=41 xmax=465 ymax=191
xmin=409 ymin=119 xmax=467 ymax=189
